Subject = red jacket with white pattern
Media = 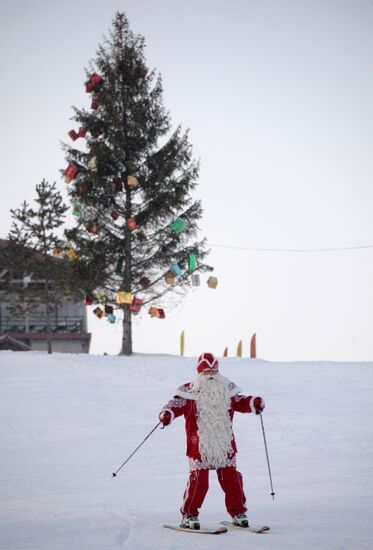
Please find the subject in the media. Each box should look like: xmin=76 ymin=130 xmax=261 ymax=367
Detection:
xmin=160 ymin=381 xmax=260 ymax=466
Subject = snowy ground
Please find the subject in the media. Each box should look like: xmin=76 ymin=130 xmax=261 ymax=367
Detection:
xmin=0 ymin=351 xmax=372 ymax=549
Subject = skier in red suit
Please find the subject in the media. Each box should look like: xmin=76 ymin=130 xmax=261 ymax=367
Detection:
xmin=159 ymin=352 xmax=265 ymax=530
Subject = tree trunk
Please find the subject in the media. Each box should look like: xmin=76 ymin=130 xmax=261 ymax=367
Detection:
xmin=44 ymin=277 xmax=52 ymax=355
xmin=121 ymin=305 xmax=132 ymax=355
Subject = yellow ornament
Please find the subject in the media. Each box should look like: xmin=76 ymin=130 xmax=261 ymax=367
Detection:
xmin=65 ymin=248 xmax=79 ymax=261
xmin=127 ymin=175 xmax=139 ymax=188
xmin=207 ymin=276 xmax=218 ymax=289
xmin=115 ymin=291 xmax=133 ymax=304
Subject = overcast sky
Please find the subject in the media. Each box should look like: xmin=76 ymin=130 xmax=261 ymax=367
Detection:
xmin=1 ymin=0 xmax=372 ymax=360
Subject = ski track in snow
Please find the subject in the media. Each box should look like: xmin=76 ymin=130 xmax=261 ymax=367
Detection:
xmin=0 ymin=352 xmax=373 ymax=549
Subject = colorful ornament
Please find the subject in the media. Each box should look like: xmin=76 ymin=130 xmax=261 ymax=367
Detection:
xmin=139 ymin=276 xmax=150 ymax=289
xmin=77 ymin=182 xmax=88 ymax=194
xmin=191 ymin=273 xmax=200 ymax=286
xmin=107 ymin=313 xmax=116 ymax=323
xmin=170 ymin=261 xmax=182 ymax=276
xmin=85 ymin=73 xmax=103 ymax=93
xmin=171 ymin=218 xmax=186 ymax=233
xmin=207 ymin=276 xmax=218 ymax=289
xmin=53 ymin=248 xmax=64 ymax=257
xmin=137 ymin=230 xmax=147 ymax=241
xmin=112 ymin=178 xmax=123 ymax=192
xmin=188 ymin=253 xmax=197 ymax=271
xmin=149 ymin=306 xmax=158 ymax=317
xmin=78 ymin=127 xmax=87 ymax=138
xmin=165 ymin=270 xmax=176 ymax=285
xmin=93 ymin=306 xmax=104 ymax=319
xmin=130 ymin=297 xmax=143 ymax=314
xmin=223 ymin=347 xmax=228 ymax=357
xmin=64 ymin=164 xmax=78 ymax=183
xmin=96 ymin=291 xmax=106 ymax=303
xmin=148 ymin=306 xmax=165 ymax=318
xmin=104 ymin=305 xmax=113 ymax=316
xmin=88 ymin=156 xmax=97 ymax=172
xmin=68 ymin=130 xmax=79 ymax=141
xmin=84 ymin=295 xmax=93 ymax=305
xmin=127 ymin=175 xmax=139 ymax=188
xmin=65 ymin=248 xmax=79 ymax=261
xmin=86 ymin=221 xmax=99 ymax=235
xmin=127 ymin=217 xmax=138 ymax=230
xmin=111 ymin=210 xmax=120 ymax=221
xmin=91 ymin=96 xmax=99 ymax=110
xmin=115 ymin=291 xmax=133 ymax=304
xmin=72 ymin=203 xmax=82 ymax=217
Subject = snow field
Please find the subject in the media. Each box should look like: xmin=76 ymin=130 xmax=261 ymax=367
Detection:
xmin=0 ymin=351 xmax=372 ymax=549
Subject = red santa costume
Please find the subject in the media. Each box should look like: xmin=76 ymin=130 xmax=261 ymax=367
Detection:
xmin=159 ymin=352 xmax=265 ymax=526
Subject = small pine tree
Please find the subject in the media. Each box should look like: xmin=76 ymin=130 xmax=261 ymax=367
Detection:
xmin=63 ymin=12 xmax=211 ymax=355
xmin=5 ymin=180 xmax=70 ymax=354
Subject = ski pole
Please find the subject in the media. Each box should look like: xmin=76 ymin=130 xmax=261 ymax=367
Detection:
xmin=112 ymin=422 xmax=161 ymax=478
xmin=260 ymin=414 xmax=275 ymax=500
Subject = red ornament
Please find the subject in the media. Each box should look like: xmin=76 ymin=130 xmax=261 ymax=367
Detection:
xmin=139 ymin=276 xmax=150 ymax=289
xmin=78 ymin=127 xmax=87 ymax=138
xmin=68 ymin=130 xmax=79 ymax=141
xmin=130 ymin=297 xmax=143 ymax=314
xmin=112 ymin=178 xmax=123 ymax=192
xmin=77 ymin=182 xmax=88 ymax=194
xmin=157 ymin=308 xmax=165 ymax=319
xmin=84 ymin=295 xmax=93 ymax=305
xmin=91 ymin=97 xmax=99 ymax=110
xmin=127 ymin=217 xmax=138 ymax=230
xmin=111 ymin=210 xmax=120 ymax=220
xmin=64 ymin=164 xmax=78 ymax=183
xmin=85 ymin=73 xmax=104 ymax=93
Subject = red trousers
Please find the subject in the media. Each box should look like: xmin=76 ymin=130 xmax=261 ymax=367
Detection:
xmin=180 ymin=466 xmax=247 ymax=517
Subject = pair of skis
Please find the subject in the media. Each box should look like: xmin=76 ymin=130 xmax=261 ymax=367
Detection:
xmin=163 ymin=521 xmax=270 ymax=535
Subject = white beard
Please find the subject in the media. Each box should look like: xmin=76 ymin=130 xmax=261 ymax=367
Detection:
xmin=192 ymin=373 xmax=233 ymax=468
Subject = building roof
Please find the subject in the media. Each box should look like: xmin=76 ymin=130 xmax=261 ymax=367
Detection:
xmin=0 ymin=334 xmax=32 ymax=351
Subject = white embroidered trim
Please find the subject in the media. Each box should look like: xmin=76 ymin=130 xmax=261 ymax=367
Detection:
xmin=198 ymin=354 xmax=218 ymax=370
xmin=249 ymin=396 xmax=263 ymax=413
xmin=176 ymin=381 xmax=240 ymax=401
xmin=249 ymin=396 xmax=255 ymax=413
xmin=176 ymin=386 xmax=197 ymax=400
xmin=188 ymin=456 xmax=237 ymax=471
xmin=228 ymin=383 xmax=241 ymax=398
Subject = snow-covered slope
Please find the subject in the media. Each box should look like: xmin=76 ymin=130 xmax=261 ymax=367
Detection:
xmin=0 ymin=351 xmax=372 ymax=549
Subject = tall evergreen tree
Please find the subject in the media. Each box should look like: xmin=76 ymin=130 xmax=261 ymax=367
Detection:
xmin=5 ymin=180 xmax=71 ymax=354
xmin=63 ymin=12 xmax=211 ymax=355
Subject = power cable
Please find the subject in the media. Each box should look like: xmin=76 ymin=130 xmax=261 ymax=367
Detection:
xmin=208 ymin=242 xmax=373 ymax=253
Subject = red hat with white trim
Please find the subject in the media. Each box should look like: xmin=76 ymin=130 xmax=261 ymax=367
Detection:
xmin=197 ymin=352 xmax=219 ymax=374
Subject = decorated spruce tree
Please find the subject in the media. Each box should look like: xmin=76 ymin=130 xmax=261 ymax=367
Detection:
xmin=63 ymin=12 xmax=211 ymax=355
xmin=4 ymin=180 xmax=71 ymax=354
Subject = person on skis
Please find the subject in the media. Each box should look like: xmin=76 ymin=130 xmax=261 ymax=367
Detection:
xmin=159 ymin=352 xmax=265 ymax=530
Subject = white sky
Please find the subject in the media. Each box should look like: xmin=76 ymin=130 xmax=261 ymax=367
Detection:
xmin=1 ymin=0 xmax=372 ymax=360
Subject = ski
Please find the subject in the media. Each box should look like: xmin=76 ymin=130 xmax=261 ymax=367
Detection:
xmin=163 ymin=524 xmax=227 ymax=535
xmin=220 ymin=521 xmax=270 ymax=533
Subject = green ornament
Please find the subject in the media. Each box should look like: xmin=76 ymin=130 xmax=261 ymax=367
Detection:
xmin=172 ymin=218 xmax=186 ymax=233
xmin=73 ymin=203 xmax=82 ymax=217
xmin=188 ymin=253 xmax=197 ymax=271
